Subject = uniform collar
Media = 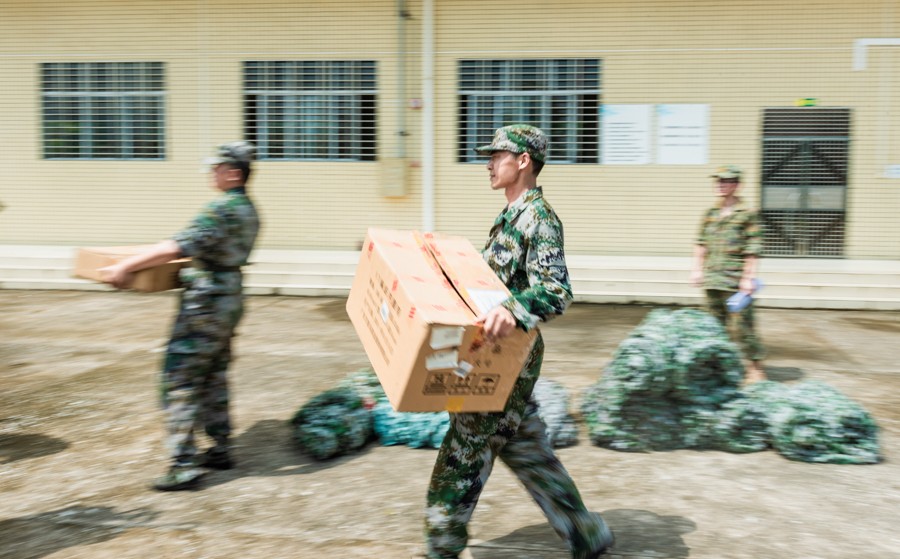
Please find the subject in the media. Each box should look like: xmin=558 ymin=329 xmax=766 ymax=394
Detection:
xmin=496 ymin=187 xmax=543 ymax=225
xmin=715 ymin=197 xmax=748 ymax=215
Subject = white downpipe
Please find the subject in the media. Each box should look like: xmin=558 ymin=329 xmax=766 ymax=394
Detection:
xmin=421 ymin=0 xmax=435 ymax=232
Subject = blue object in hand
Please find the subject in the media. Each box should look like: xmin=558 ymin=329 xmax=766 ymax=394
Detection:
xmin=726 ymin=279 xmax=763 ymax=313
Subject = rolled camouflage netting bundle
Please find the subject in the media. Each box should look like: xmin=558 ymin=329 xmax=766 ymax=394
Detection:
xmin=369 ymin=375 xmax=579 ymax=449
xmin=582 ymin=308 xmax=742 ymax=452
xmin=581 ymin=382 xmax=682 ymax=452
xmin=372 ymin=401 xmax=450 ymax=448
xmin=532 ymin=378 xmax=580 ymax=448
xmin=581 ymin=308 xmax=881 ymax=463
xmin=765 ymin=381 xmax=880 ymax=464
xmin=289 ymin=386 xmax=373 ymax=460
xmin=292 ymin=370 xmax=581 ymax=458
xmin=669 ymin=309 xmax=743 ymax=406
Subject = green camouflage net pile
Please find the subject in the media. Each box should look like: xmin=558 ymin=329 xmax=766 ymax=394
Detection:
xmin=764 ymin=381 xmax=881 ymax=464
xmin=289 ymin=386 xmax=374 ymax=460
xmin=532 ymin=378 xmax=580 ymax=448
xmin=292 ymin=371 xmax=581 ymax=459
xmin=581 ymin=309 xmax=880 ymax=463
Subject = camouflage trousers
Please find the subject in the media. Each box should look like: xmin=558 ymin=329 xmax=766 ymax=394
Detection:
xmin=162 ymin=289 xmax=244 ymax=464
xmin=425 ymin=334 xmax=609 ymax=559
xmin=705 ymin=289 xmax=766 ymax=361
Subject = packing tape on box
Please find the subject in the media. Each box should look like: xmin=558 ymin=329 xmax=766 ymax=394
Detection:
xmin=445 ymin=397 xmax=465 ymax=413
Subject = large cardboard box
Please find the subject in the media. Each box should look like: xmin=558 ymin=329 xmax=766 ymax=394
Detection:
xmin=73 ymin=245 xmax=190 ymax=292
xmin=346 ymin=228 xmax=537 ymax=412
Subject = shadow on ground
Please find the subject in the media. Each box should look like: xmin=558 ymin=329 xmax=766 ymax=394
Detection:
xmin=471 ymin=508 xmax=695 ymax=559
xmin=0 ymin=433 xmax=69 ymax=464
xmin=763 ymin=366 xmax=805 ymax=382
xmin=202 ymin=419 xmax=374 ymax=488
xmin=0 ymin=506 xmax=158 ymax=559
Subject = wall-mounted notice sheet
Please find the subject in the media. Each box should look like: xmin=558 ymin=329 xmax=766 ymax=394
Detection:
xmin=601 ymin=104 xmax=652 ymax=165
xmin=656 ymin=104 xmax=709 ymax=165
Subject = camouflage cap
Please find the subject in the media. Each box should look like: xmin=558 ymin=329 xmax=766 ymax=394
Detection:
xmin=203 ymin=141 xmax=257 ymax=166
xmin=710 ymin=164 xmax=742 ymax=180
xmin=474 ymin=124 xmax=548 ymax=163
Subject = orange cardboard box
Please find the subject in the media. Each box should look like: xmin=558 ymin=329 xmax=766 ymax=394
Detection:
xmin=73 ymin=245 xmax=190 ymax=292
xmin=346 ymin=228 xmax=537 ymax=412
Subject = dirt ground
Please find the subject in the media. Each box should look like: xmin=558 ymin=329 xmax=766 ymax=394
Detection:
xmin=1 ymin=290 xmax=898 ymax=559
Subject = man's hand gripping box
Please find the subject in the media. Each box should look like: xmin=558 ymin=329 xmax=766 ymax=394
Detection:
xmin=73 ymin=245 xmax=189 ymax=292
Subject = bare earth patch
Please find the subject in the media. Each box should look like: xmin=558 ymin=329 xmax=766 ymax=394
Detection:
xmin=1 ymin=291 xmax=898 ymax=558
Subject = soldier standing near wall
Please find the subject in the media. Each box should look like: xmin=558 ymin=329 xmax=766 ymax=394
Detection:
xmin=424 ymin=125 xmax=615 ymax=559
xmin=101 ymin=141 xmax=260 ymax=490
xmin=691 ymin=165 xmax=767 ymax=383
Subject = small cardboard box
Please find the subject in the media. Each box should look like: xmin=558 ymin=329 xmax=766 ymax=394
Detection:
xmin=73 ymin=245 xmax=190 ymax=292
xmin=346 ymin=228 xmax=537 ymax=412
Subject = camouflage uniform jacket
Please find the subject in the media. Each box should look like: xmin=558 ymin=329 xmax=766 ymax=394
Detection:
xmin=483 ymin=187 xmax=573 ymax=331
xmin=173 ymin=186 xmax=260 ymax=295
xmin=697 ymin=199 xmax=762 ymax=291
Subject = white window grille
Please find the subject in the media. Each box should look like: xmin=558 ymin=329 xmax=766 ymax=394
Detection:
xmin=244 ymin=61 xmax=377 ymax=161
xmin=41 ymin=62 xmax=165 ymax=159
xmin=458 ymin=59 xmax=601 ymax=163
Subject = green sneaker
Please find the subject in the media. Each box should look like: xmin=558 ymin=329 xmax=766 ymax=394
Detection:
xmin=152 ymin=465 xmax=206 ymax=491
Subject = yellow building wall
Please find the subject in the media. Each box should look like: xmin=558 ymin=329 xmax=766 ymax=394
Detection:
xmin=0 ymin=0 xmax=421 ymax=250
xmin=430 ymin=0 xmax=900 ymax=259
xmin=1 ymin=0 xmax=898 ymax=259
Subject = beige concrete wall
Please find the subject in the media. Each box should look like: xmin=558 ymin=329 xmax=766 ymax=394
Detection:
xmin=0 ymin=0 xmax=420 ymax=250
xmin=1 ymin=0 xmax=898 ymax=259
xmin=430 ymin=0 xmax=900 ymax=259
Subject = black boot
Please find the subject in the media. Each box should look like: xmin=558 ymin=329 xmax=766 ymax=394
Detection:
xmin=197 ymin=446 xmax=234 ymax=470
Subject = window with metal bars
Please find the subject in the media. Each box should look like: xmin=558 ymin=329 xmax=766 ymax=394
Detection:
xmin=244 ymin=61 xmax=377 ymax=161
xmin=458 ymin=59 xmax=601 ymax=163
xmin=41 ymin=62 xmax=165 ymax=159
xmin=760 ymin=108 xmax=850 ymax=257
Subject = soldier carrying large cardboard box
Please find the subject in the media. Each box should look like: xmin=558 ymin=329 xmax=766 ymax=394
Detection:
xmin=101 ymin=141 xmax=260 ymax=491
xmin=423 ymin=125 xmax=614 ymax=559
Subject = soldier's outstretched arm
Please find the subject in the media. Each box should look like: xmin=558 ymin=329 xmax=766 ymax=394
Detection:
xmin=100 ymin=240 xmax=182 ymax=288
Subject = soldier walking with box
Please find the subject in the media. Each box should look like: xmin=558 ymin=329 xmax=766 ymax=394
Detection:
xmin=102 ymin=141 xmax=260 ymax=490
xmin=424 ymin=125 xmax=614 ymax=559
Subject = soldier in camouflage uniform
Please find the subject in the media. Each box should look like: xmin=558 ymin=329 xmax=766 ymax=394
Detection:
xmin=102 ymin=141 xmax=260 ymax=490
xmin=691 ymin=165 xmax=766 ymax=383
xmin=424 ymin=125 xmax=614 ymax=559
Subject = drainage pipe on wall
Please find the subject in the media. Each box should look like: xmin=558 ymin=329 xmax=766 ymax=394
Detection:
xmin=397 ymin=0 xmax=408 ymax=160
xmin=421 ymin=0 xmax=435 ymax=232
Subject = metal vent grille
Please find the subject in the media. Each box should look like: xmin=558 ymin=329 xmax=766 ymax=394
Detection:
xmin=760 ymin=108 xmax=850 ymax=257
xmin=762 ymin=210 xmax=846 ymax=257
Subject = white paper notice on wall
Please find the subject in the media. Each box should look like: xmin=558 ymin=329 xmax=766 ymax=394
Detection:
xmin=656 ymin=104 xmax=709 ymax=165
xmin=466 ymin=289 xmax=510 ymax=316
xmin=885 ymin=165 xmax=900 ymax=179
xmin=601 ymin=104 xmax=652 ymax=165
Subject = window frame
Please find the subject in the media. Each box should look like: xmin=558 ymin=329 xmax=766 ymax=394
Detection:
xmin=457 ymin=58 xmax=601 ymax=164
xmin=40 ymin=62 xmax=166 ymax=160
xmin=243 ymin=60 xmax=378 ymax=162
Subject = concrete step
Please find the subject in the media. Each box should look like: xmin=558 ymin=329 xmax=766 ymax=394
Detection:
xmin=1 ymin=245 xmax=899 ymax=310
